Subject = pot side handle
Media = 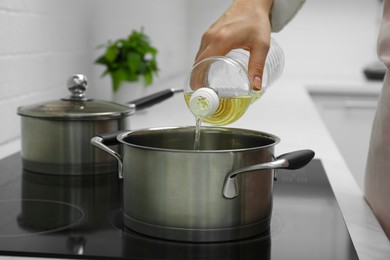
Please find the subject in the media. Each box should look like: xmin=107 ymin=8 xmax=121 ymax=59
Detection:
xmin=223 ymin=149 xmax=315 ymax=199
xmin=91 ymin=132 xmax=124 ymax=179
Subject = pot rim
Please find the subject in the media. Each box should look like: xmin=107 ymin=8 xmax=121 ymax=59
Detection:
xmin=17 ymin=101 xmax=135 ymax=121
xmin=116 ymin=126 xmax=281 ymax=153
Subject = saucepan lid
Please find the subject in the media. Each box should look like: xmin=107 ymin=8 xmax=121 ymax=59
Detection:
xmin=17 ymin=74 xmax=135 ymax=121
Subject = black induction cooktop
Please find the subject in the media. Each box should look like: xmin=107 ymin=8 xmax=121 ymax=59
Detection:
xmin=0 ymin=153 xmax=358 ymax=259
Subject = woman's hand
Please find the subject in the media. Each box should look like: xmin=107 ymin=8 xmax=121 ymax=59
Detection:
xmin=195 ymin=0 xmax=273 ymax=90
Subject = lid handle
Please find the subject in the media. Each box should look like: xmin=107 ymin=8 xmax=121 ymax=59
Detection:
xmin=67 ymin=74 xmax=88 ymax=100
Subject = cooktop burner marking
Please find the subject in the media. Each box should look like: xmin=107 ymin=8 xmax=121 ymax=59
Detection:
xmin=0 ymin=199 xmax=86 ymax=237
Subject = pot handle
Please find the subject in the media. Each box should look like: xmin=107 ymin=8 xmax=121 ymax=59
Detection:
xmin=223 ymin=149 xmax=315 ymax=199
xmin=91 ymin=131 xmax=124 ymax=179
xmin=128 ymin=88 xmax=183 ymax=111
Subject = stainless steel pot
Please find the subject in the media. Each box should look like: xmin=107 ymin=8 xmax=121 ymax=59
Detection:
xmin=17 ymin=74 xmax=180 ymax=175
xmin=91 ymin=126 xmax=314 ymax=242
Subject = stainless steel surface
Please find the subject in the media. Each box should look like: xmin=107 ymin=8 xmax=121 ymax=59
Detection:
xmin=21 ymin=117 xmax=128 ymax=174
xmin=66 ymin=74 xmax=89 ymax=101
xmin=17 ymin=74 xmax=180 ymax=175
xmin=91 ymin=136 xmax=123 ymax=178
xmin=93 ymin=126 xmax=280 ymax=242
xmin=171 ymin=88 xmax=184 ymax=94
xmin=222 ymin=149 xmax=315 ymax=199
xmin=17 ymin=74 xmax=135 ymax=120
xmin=17 ymin=73 xmax=132 ymax=174
xmin=223 ymin=159 xmax=288 ymax=199
xmin=94 ymin=127 xmax=314 ymax=242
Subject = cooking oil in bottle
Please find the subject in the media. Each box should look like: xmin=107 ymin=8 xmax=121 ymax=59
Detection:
xmin=184 ymin=93 xmax=255 ymax=125
xmin=184 ymin=39 xmax=283 ymax=127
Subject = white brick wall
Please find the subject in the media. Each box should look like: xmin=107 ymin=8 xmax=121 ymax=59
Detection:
xmin=0 ymin=0 xmax=190 ymax=149
xmin=0 ymin=0 xmax=93 ymax=146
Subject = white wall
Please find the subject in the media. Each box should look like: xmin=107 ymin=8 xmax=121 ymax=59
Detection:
xmin=0 ymin=0 xmax=94 ymax=146
xmin=0 ymin=0 xmax=189 ymax=147
xmin=0 ymin=0 xmax=381 ymax=148
xmin=276 ymin=0 xmax=380 ymax=81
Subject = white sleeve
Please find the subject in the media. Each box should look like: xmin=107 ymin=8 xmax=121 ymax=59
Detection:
xmin=270 ymin=0 xmax=306 ymax=32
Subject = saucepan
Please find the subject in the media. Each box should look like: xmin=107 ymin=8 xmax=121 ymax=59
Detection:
xmin=17 ymin=74 xmax=181 ymax=175
xmin=91 ymin=126 xmax=314 ymax=242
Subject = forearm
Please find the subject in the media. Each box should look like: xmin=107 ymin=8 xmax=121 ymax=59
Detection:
xmin=232 ymin=0 xmax=273 ymax=13
xmin=229 ymin=0 xmax=273 ymax=23
xmin=232 ymin=0 xmax=306 ymax=32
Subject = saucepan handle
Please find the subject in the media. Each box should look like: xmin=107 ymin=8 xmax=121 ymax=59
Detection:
xmin=91 ymin=131 xmax=125 ymax=179
xmin=128 ymin=88 xmax=183 ymax=111
xmin=223 ymin=149 xmax=315 ymax=199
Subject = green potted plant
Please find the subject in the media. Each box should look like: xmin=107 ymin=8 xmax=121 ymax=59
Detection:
xmin=95 ymin=28 xmax=159 ymax=93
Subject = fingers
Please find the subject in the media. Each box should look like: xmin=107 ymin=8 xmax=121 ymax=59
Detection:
xmin=195 ymin=28 xmax=234 ymax=64
xmin=248 ymin=36 xmax=270 ymax=90
xmin=196 ymin=32 xmax=271 ymax=91
xmin=193 ymin=0 xmax=273 ymax=91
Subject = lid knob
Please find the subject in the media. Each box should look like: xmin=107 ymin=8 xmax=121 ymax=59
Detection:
xmin=67 ymin=74 xmax=88 ymax=100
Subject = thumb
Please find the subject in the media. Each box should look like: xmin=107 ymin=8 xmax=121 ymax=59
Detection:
xmin=248 ymin=44 xmax=269 ymax=91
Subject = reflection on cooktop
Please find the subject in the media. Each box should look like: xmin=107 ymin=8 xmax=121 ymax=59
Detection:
xmin=114 ymin=208 xmax=287 ymax=260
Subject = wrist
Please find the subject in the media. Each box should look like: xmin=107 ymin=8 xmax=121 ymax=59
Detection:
xmin=233 ymin=0 xmax=273 ymax=15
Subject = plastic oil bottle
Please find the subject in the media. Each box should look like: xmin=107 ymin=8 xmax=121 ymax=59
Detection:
xmin=184 ymin=38 xmax=285 ymax=126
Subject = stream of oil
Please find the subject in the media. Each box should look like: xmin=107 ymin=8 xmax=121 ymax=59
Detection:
xmin=193 ymin=116 xmax=203 ymax=150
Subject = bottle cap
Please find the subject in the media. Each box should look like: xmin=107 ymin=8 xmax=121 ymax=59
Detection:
xmin=189 ymin=88 xmax=219 ymax=118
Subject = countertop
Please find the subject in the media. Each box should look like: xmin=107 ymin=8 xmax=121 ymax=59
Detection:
xmin=0 ymin=75 xmax=389 ymax=260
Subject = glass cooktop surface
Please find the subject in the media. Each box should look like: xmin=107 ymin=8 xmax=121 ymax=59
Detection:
xmin=0 ymin=153 xmax=358 ymax=259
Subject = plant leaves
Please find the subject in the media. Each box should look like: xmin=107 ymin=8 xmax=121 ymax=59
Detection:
xmin=95 ymin=56 xmax=106 ymax=65
xmin=95 ymin=28 xmax=159 ymax=92
xmin=127 ymin=52 xmax=141 ymax=73
xmin=127 ymin=73 xmax=138 ymax=82
xmin=144 ymin=71 xmax=153 ymax=86
xmin=111 ymin=69 xmax=127 ymax=92
xmin=105 ymin=45 xmax=118 ymax=63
